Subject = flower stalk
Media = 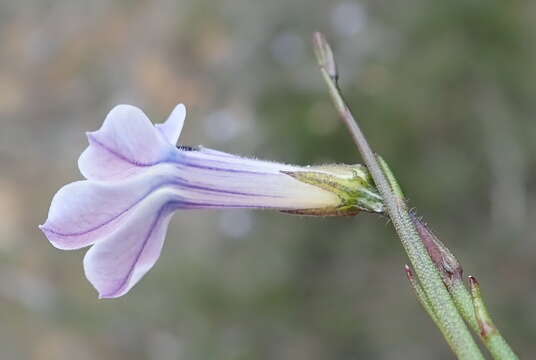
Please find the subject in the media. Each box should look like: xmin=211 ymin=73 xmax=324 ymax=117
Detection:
xmin=313 ymin=32 xmax=484 ymax=359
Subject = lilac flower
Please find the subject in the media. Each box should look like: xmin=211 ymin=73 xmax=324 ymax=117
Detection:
xmin=40 ymin=104 xmax=383 ymax=298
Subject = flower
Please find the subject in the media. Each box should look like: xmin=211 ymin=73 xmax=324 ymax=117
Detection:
xmin=40 ymin=104 xmax=383 ymax=298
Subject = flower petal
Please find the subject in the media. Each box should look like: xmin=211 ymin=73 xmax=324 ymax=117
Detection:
xmin=172 ymin=149 xmax=342 ymax=210
xmin=156 ymin=104 xmax=185 ymax=145
xmin=78 ymin=105 xmax=176 ymax=181
xmin=39 ymin=165 xmax=176 ymax=250
xmin=83 ymin=192 xmax=176 ymax=298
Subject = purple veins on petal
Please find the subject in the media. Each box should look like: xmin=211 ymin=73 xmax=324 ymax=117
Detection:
xmin=83 ymin=193 xmax=176 ymax=299
xmin=39 ymin=167 xmax=174 ymax=250
xmin=40 ymin=161 xmax=287 ymax=250
xmin=41 ymin=103 xmax=348 ymax=298
xmin=78 ymin=104 xmax=184 ymax=181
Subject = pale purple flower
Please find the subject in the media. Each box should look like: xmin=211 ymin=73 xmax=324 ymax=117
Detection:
xmin=40 ymin=104 xmax=349 ymax=298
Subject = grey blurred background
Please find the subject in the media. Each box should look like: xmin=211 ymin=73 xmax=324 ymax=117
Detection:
xmin=1 ymin=0 xmax=535 ymax=359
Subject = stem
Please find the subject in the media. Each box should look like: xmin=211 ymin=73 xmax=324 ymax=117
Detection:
xmin=468 ymin=277 xmax=519 ymax=360
xmin=313 ymin=32 xmax=484 ymax=359
xmin=404 ymin=264 xmax=439 ymax=325
xmin=377 ymin=155 xmax=405 ymax=199
xmin=450 ymin=281 xmax=479 ymax=331
xmin=412 ymin=212 xmax=519 ymax=359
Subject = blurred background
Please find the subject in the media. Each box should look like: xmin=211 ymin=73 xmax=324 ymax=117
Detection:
xmin=1 ymin=0 xmax=535 ymax=358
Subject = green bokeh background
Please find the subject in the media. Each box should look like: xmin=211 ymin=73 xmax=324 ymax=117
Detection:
xmin=1 ymin=0 xmax=535 ymax=358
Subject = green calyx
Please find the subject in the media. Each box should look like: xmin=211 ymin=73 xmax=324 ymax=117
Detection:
xmin=282 ymin=164 xmax=384 ymax=216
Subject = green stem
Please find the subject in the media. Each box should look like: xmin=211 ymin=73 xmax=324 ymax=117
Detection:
xmin=313 ymin=32 xmax=484 ymax=359
xmin=377 ymin=155 xmax=405 ymax=199
xmin=450 ymin=281 xmax=479 ymax=331
xmin=468 ymin=277 xmax=519 ymax=360
xmin=404 ymin=264 xmax=440 ymax=326
xmin=410 ymin=211 xmax=519 ymax=359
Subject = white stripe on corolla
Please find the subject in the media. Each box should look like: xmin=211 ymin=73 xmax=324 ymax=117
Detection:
xmin=40 ymin=104 xmax=344 ymax=298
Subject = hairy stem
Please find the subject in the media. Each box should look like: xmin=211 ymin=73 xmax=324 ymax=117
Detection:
xmin=313 ymin=32 xmax=484 ymax=359
xmin=404 ymin=264 xmax=439 ymax=326
xmin=412 ymin=217 xmax=519 ymax=359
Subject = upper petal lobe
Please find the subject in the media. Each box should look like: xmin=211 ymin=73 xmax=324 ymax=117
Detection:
xmin=156 ymin=104 xmax=185 ymax=145
xmin=78 ymin=105 xmax=178 ymax=181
